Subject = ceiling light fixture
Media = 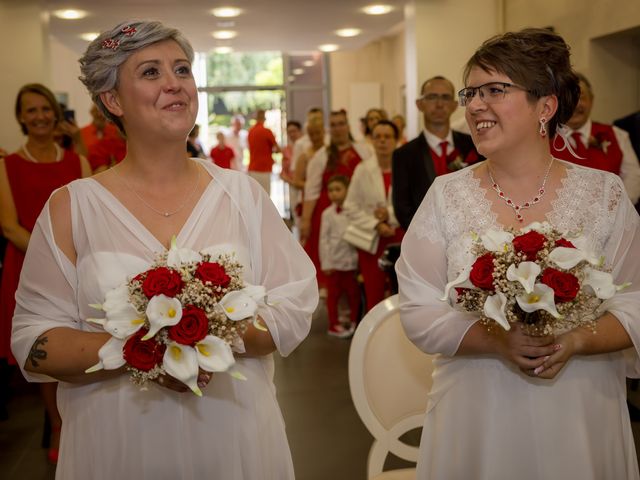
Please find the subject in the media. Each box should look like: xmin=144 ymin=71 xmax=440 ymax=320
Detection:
xmin=52 ymin=9 xmax=88 ymax=20
xmin=302 ymin=60 xmax=315 ymax=67
xmin=292 ymin=68 xmax=305 ymax=75
xmin=80 ymin=32 xmax=99 ymax=42
xmin=212 ymin=30 xmax=237 ymax=40
xmin=335 ymin=28 xmax=362 ymax=37
xmin=211 ymin=7 xmax=242 ymax=18
xmin=362 ymin=4 xmax=393 ymax=15
xmin=319 ymin=44 xmax=339 ymax=52
xmin=214 ymin=46 xmax=234 ymax=54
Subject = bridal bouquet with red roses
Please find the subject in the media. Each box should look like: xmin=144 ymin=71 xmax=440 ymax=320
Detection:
xmin=86 ymin=238 xmax=266 ymax=395
xmin=441 ymin=222 xmax=629 ymax=335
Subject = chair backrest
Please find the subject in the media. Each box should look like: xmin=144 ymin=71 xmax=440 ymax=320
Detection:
xmin=348 ymin=294 xmax=434 ymax=479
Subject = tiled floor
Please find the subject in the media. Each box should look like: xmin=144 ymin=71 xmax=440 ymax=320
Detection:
xmin=2 ymin=301 xmax=639 ymax=479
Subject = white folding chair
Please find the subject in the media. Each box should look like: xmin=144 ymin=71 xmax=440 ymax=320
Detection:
xmin=348 ymin=294 xmax=434 ymax=480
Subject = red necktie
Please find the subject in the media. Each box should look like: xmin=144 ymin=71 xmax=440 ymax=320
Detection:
xmin=439 ymin=141 xmax=449 ymax=162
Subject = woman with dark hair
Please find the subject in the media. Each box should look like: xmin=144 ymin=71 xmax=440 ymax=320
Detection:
xmin=11 ymin=21 xmax=316 ymax=478
xmin=0 ymin=83 xmax=91 ymax=462
xmin=345 ymin=120 xmax=403 ymax=312
xmin=301 ymin=110 xmax=371 ymax=290
xmin=397 ymin=28 xmax=640 ymax=478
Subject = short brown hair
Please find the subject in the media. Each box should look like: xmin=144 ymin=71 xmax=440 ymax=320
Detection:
xmin=15 ymin=84 xmax=62 ymax=135
xmin=463 ymin=28 xmax=580 ymax=137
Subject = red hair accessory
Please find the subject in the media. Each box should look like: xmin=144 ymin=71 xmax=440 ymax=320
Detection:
xmin=121 ymin=25 xmax=137 ymax=37
xmin=102 ymin=39 xmax=120 ymax=50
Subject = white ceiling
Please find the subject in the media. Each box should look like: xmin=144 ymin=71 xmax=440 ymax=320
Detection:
xmin=45 ymin=0 xmax=407 ymax=54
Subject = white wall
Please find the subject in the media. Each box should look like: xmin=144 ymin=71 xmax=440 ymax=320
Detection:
xmin=329 ymin=30 xmax=405 ymax=129
xmin=49 ymin=35 xmax=94 ymax=128
xmin=0 ymin=1 xmax=51 ymax=151
xmin=505 ymin=0 xmax=640 ymax=122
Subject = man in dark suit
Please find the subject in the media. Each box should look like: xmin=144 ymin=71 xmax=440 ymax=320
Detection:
xmin=392 ymin=76 xmax=478 ymax=230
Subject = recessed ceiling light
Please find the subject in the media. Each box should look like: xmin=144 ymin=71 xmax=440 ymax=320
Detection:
xmin=214 ymin=46 xmax=234 ymax=54
xmin=288 ymin=75 xmax=296 ymax=82
xmin=302 ymin=60 xmax=315 ymax=67
xmin=362 ymin=4 xmax=393 ymax=15
xmin=80 ymin=32 xmax=99 ymax=42
xmin=292 ymin=68 xmax=305 ymax=75
xmin=212 ymin=30 xmax=237 ymax=40
xmin=335 ymin=28 xmax=362 ymax=37
xmin=211 ymin=7 xmax=242 ymax=18
xmin=319 ymin=44 xmax=339 ymax=52
xmin=52 ymin=9 xmax=88 ymax=20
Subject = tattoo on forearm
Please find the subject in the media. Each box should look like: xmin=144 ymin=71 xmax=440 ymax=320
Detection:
xmin=28 ymin=336 xmax=48 ymax=368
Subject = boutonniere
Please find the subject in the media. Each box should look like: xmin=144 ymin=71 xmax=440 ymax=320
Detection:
xmin=446 ymin=148 xmax=468 ymax=171
xmin=587 ymin=134 xmax=611 ymax=154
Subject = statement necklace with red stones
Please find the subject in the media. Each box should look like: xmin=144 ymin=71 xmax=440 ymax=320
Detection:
xmin=487 ymin=157 xmax=554 ymax=223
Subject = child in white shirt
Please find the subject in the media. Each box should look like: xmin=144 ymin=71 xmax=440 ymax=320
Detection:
xmin=319 ymin=175 xmax=361 ymax=338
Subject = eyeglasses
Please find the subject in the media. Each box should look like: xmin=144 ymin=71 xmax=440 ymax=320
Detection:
xmin=418 ymin=93 xmax=455 ymax=103
xmin=457 ymin=82 xmax=530 ymax=107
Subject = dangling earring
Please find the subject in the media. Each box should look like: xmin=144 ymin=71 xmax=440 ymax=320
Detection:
xmin=539 ymin=118 xmax=547 ymax=137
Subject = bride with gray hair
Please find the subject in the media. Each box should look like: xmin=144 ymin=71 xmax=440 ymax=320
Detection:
xmin=11 ymin=20 xmax=317 ymax=479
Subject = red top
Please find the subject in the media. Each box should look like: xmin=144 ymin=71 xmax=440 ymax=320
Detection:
xmin=210 ymin=145 xmax=235 ymax=169
xmin=88 ymin=135 xmax=127 ymax=171
xmin=382 ymin=171 xmax=392 ymax=196
xmin=0 ymin=150 xmax=83 ymax=363
xmin=80 ymin=122 xmax=120 ymax=152
xmin=550 ymin=122 xmax=623 ymax=174
xmin=248 ymin=122 xmax=277 ymax=172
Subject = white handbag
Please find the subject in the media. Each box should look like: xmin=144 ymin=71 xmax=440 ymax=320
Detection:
xmin=343 ymin=224 xmax=379 ymax=254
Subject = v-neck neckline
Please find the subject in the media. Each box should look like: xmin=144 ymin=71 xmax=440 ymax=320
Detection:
xmin=469 ymin=159 xmax=573 ymax=231
xmin=86 ymin=165 xmax=216 ymax=252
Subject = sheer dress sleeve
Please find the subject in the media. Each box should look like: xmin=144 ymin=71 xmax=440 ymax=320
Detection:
xmin=11 ymin=196 xmax=80 ymax=382
xmin=395 ymin=179 xmax=478 ymax=356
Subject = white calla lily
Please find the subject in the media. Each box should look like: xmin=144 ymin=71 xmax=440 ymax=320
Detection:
xmin=167 ymin=236 xmax=202 ymax=268
xmin=440 ymin=265 xmax=473 ymax=301
xmin=483 ymin=292 xmax=510 ymax=330
xmin=195 ymin=335 xmax=236 ymax=372
xmin=220 ymin=290 xmax=258 ymax=321
xmin=549 ymin=235 xmax=602 ymax=269
xmin=143 ymin=295 xmax=183 ymax=340
xmin=583 ymin=268 xmax=631 ymax=300
xmin=87 ymin=284 xmax=145 ymax=339
xmin=520 ymin=221 xmax=553 ymax=234
xmin=481 ymin=229 xmax=514 ymax=252
xmin=85 ymin=337 xmax=126 ymax=373
xmin=242 ymin=284 xmax=267 ymax=303
xmin=163 ymin=342 xmax=202 ymax=396
xmin=506 ymin=262 xmax=541 ymax=294
xmin=516 ymin=283 xmax=561 ymax=318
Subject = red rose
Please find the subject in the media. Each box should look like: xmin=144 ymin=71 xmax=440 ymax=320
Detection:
xmin=540 ymin=267 xmax=580 ymax=303
xmin=513 ymin=231 xmax=547 ymax=260
xmin=554 ymin=238 xmax=576 ymax=248
xmin=141 ymin=267 xmax=183 ymax=298
xmin=469 ymin=253 xmax=495 ymax=290
xmin=168 ymin=305 xmax=209 ymax=345
xmin=195 ymin=262 xmax=231 ymax=288
xmin=123 ymin=329 xmax=166 ymax=372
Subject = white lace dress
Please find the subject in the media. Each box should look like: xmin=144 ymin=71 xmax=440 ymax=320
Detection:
xmin=11 ymin=161 xmax=318 ymax=480
xmin=397 ymin=161 xmax=640 ymax=479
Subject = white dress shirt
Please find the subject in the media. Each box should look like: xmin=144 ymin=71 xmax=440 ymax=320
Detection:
xmin=319 ymin=204 xmax=358 ymax=271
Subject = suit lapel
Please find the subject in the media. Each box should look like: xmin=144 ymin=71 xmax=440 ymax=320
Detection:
xmin=418 ymin=134 xmax=437 ymax=183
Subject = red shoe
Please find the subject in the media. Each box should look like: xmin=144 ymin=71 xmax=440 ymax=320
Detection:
xmin=47 ymin=425 xmax=61 ymax=464
xmin=327 ymin=325 xmax=353 ymax=339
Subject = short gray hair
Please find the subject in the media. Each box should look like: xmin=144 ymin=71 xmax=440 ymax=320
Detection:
xmin=78 ymin=20 xmax=194 ymax=133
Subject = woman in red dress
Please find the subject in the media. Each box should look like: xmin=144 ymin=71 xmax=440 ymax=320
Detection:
xmin=300 ymin=110 xmax=372 ymax=291
xmin=0 ymin=84 xmax=91 ymax=462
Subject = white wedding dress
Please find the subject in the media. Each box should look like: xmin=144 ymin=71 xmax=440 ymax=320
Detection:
xmin=11 ymin=160 xmax=318 ymax=479
xmin=397 ymin=161 xmax=640 ymax=479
